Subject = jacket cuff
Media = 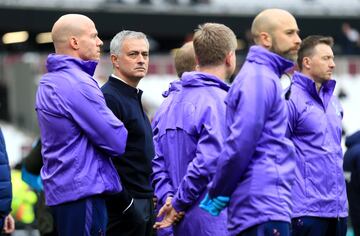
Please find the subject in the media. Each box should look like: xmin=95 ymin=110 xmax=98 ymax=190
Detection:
xmin=159 ymin=191 xmax=174 ymax=205
xmin=171 ymin=196 xmax=187 ymax=213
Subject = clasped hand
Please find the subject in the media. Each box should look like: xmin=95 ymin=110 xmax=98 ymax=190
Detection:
xmin=199 ymin=193 xmax=229 ymax=216
xmin=153 ymin=196 xmax=185 ymax=229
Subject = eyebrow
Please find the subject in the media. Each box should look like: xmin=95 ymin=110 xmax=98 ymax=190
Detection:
xmin=90 ymin=32 xmax=98 ymax=37
xmin=284 ymin=29 xmax=300 ymax=33
xmin=128 ymin=50 xmax=149 ymax=53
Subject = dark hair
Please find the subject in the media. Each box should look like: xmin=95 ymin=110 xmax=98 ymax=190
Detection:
xmin=297 ymin=35 xmax=334 ymax=70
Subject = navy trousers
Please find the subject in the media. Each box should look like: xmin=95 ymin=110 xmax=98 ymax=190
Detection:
xmin=51 ymin=195 xmax=107 ymax=236
xmin=106 ymin=197 xmax=154 ymax=236
xmin=238 ymin=221 xmax=291 ymax=236
xmin=292 ymin=216 xmax=347 ymax=236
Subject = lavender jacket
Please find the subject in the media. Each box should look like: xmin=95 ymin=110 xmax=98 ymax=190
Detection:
xmin=35 ymin=54 xmax=128 ymax=206
xmin=209 ymin=46 xmax=296 ymax=235
xmin=151 ymin=72 xmax=229 ymax=236
xmin=287 ymin=71 xmax=348 ymax=218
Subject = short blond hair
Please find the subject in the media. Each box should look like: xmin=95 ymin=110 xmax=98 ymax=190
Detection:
xmin=174 ymin=41 xmax=196 ymax=78
xmin=193 ymin=23 xmax=237 ymax=67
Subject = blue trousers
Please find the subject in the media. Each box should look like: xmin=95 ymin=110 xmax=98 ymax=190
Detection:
xmin=51 ymin=195 xmax=107 ymax=236
xmin=0 ymin=217 xmax=4 ymax=231
xmin=292 ymin=216 xmax=347 ymax=236
xmin=238 ymin=221 xmax=290 ymax=236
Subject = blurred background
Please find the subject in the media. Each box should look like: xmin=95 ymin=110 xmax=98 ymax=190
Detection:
xmin=0 ymin=0 xmax=360 ymax=235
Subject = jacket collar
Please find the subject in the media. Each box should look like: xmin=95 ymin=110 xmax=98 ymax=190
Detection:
xmin=181 ymin=71 xmax=230 ymax=92
xmin=162 ymin=79 xmax=181 ymax=98
xmin=246 ymin=46 xmax=294 ymax=78
xmin=292 ymin=71 xmax=336 ymax=109
xmin=108 ymin=75 xmax=143 ymax=97
xmin=46 ymin=54 xmax=98 ymax=76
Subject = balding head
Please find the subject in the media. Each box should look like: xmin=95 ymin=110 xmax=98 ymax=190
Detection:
xmin=51 ymin=14 xmax=103 ymax=60
xmin=251 ymin=9 xmax=297 ymax=44
xmin=250 ymin=8 xmax=301 ymax=61
xmin=174 ymin=41 xmax=196 ymax=78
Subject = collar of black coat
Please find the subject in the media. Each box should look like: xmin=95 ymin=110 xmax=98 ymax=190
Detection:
xmin=108 ymin=75 xmax=142 ymax=97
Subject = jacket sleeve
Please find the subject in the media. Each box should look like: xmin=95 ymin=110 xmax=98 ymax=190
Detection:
xmin=172 ymin=111 xmax=224 ymax=212
xmin=285 ymin=98 xmax=297 ymax=138
xmin=68 ymin=82 xmax=128 ymax=157
xmin=151 ymin=152 xmax=175 ymax=205
xmin=209 ymin=74 xmax=274 ymax=198
xmin=0 ymin=129 xmax=12 ymax=218
xmin=151 ymin=121 xmax=175 ymax=204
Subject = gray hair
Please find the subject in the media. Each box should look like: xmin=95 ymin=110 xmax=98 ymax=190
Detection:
xmin=110 ymin=30 xmax=149 ymax=55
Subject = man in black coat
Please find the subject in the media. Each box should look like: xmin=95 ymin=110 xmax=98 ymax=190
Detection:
xmin=344 ymin=130 xmax=360 ymax=236
xmin=101 ymin=30 xmax=154 ymax=236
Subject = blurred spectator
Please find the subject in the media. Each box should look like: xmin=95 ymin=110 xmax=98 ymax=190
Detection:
xmin=164 ymin=0 xmax=210 ymax=5
xmin=244 ymin=29 xmax=254 ymax=51
xmin=341 ymin=22 xmax=360 ymax=54
xmin=107 ymin=0 xmax=151 ymax=4
xmin=189 ymin=0 xmax=210 ymax=4
xmin=344 ymin=131 xmax=360 ymax=236
xmin=11 ymin=169 xmax=37 ymax=226
xmin=22 ymin=138 xmax=56 ymax=236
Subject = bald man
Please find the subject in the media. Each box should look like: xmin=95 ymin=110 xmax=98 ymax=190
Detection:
xmin=35 ymin=14 xmax=128 ymax=235
xmin=202 ymin=9 xmax=301 ymax=236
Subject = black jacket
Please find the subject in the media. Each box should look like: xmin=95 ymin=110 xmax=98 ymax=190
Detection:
xmin=344 ymin=131 xmax=360 ymax=236
xmin=101 ymin=76 xmax=154 ymax=202
xmin=344 ymin=131 xmax=360 ymax=173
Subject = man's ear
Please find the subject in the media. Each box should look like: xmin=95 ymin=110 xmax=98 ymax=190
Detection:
xmin=225 ymin=51 xmax=234 ymax=66
xmin=258 ymin=32 xmax=272 ymax=48
xmin=69 ymin=36 xmax=79 ymax=50
xmin=303 ymin=57 xmax=311 ymax=69
xmin=195 ymin=55 xmax=200 ymax=67
xmin=111 ymin=54 xmax=119 ymax=68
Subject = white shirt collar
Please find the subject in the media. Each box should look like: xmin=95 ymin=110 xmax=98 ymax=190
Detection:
xmin=111 ymin=73 xmax=140 ymax=93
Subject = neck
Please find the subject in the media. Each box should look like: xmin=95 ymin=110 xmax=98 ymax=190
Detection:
xmin=112 ymin=72 xmax=141 ymax=88
xmin=55 ymin=47 xmax=80 ymax=59
xmin=198 ymin=65 xmax=228 ymax=82
xmin=301 ymin=70 xmax=322 ymax=93
xmin=315 ymin=82 xmax=322 ymax=93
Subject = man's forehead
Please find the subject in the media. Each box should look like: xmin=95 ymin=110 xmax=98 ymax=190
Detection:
xmin=276 ymin=17 xmax=298 ymax=30
xmin=123 ymin=38 xmax=149 ymax=50
xmin=314 ymin=44 xmax=334 ymax=55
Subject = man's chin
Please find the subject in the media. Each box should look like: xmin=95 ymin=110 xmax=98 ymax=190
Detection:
xmin=134 ymin=72 xmax=147 ymax=78
xmin=90 ymin=56 xmax=101 ymax=61
xmin=271 ymin=49 xmax=297 ymax=62
xmin=284 ymin=53 xmax=297 ymax=62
